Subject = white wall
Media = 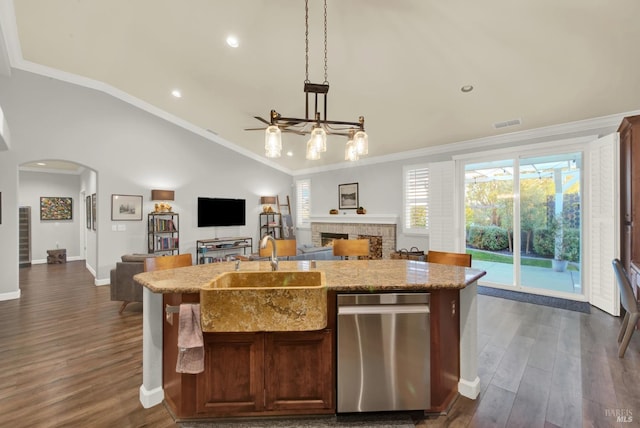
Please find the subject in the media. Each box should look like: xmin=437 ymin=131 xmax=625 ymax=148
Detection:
xmin=0 ymin=66 xmax=633 ymax=299
xmin=294 ymin=155 xmax=454 ymax=251
xmin=0 ymin=69 xmax=293 ymax=297
xmin=19 ymin=170 xmax=81 ymax=263
xmin=80 ymin=168 xmax=97 ymax=274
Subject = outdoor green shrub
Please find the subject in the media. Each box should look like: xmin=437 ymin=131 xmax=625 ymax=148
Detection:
xmin=564 ymin=228 xmax=580 ymax=262
xmin=481 ymin=226 xmax=509 ymax=250
xmin=533 ymin=227 xmax=555 ymax=257
xmin=467 ymin=225 xmax=509 ymax=251
xmin=467 ymin=225 xmax=485 ymax=248
xmin=533 ymin=227 xmax=580 ymax=261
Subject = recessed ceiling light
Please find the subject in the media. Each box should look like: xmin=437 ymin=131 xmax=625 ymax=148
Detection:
xmin=171 ymin=89 xmax=182 ymax=98
xmin=36 ymin=162 xmax=46 ymax=166
xmin=286 ymin=151 xmax=293 ymax=157
xmin=226 ymin=35 xmax=239 ymax=48
xmin=461 ymin=85 xmax=474 ymax=93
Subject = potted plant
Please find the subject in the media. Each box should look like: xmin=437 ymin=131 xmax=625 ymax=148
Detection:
xmin=551 ymin=252 xmax=569 ymax=272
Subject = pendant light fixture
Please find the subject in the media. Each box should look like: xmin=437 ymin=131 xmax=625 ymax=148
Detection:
xmin=247 ymin=0 xmax=368 ymax=161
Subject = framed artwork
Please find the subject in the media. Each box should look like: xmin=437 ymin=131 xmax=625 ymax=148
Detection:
xmin=338 ymin=182 xmax=359 ymax=210
xmin=111 ymin=194 xmax=143 ymax=221
xmin=86 ymin=195 xmax=91 ymax=229
xmin=91 ymin=193 xmax=97 ymax=230
xmin=40 ymin=197 xmax=73 ymax=221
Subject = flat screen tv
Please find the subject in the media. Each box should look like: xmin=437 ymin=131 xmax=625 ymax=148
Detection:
xmin=198 ymin=197 xmax=246 ymax=227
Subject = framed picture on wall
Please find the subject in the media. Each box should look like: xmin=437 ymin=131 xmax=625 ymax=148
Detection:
xmin=86 ymin=195 xmax=91 ymax=229
xmin=40 ymin=197 xmax=73 ymax=221
xmin=91 ymin=193 xmax=97 ymax=230
xmin=338 ymin=182 xmax=359 ymax=210
xmin=111 ymin=194 xmax=143 ymax=221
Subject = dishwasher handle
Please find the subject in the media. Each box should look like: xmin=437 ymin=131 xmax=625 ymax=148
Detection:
xmin=338 ymin=304 xmax=429 ymax=315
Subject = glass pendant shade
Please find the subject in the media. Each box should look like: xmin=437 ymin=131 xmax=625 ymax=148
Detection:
xmin=265 ymin=125 xmax=282 ymax=158
xmin=310 ymin=126 xmax=327 ymax=152
xmin=354 ymin=130 xmax=368 ymax=155
xmin=306 ymin=138 xmax=321 ymax=160
xmin=345 ymin=139 xmax=359 ymax=161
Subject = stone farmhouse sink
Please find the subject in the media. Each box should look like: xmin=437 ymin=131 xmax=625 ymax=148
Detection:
xmin=200 ymin=271 xmax=327 ymax=332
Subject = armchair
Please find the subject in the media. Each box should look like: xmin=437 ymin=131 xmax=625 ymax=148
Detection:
xmin=110 ymin=254 xmax=157 ymax=313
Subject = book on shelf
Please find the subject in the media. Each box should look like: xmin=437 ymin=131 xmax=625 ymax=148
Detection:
xmin=153 ymin=218 xmax=177 ymax=232
xmin=156 ymin=236 xmax=179 ymax=250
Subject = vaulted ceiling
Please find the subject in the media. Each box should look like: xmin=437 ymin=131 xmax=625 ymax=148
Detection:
xmin=5 ymin=0 xmax=640 ymax=172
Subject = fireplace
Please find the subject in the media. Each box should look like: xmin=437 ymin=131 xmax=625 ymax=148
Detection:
xmin=321 ymin=233 xmax=348 ymax=247
xmin=359 ymin=235 xmax=383 ymax=259
xmin=320 ymin=233 xmax=383 ymax=259
xmin=311 ymin=216 xmax=397 ymax=259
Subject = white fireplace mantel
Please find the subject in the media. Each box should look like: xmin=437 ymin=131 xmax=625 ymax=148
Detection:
xmin=310 ymin=214 xmax=398 ymax=225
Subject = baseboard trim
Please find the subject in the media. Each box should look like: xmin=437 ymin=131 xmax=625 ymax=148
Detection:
xmin=139 ymin=385 xmax=164 ymax=409
xmin=458 ymin=376 xmax=480 ymax=400
xmin=0 ymin=289 xmax=21 ymax=301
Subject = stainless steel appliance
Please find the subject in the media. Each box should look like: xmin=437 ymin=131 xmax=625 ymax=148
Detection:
xmin=337 ymin=293 xmax=430 ymax=413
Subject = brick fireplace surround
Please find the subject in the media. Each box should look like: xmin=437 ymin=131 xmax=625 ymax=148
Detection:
xmin=310 ymin=215 xmax=398 ymax=259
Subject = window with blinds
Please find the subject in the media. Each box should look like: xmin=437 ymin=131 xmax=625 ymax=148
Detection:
xmin=403 ymin=165 xmax=429 ymax=234
xmin=296 ymin=179 xmax=311 ymax=228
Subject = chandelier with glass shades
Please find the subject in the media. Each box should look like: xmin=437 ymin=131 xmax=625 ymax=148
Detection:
xmin=247 ymin=0 xmax=368 ymax=161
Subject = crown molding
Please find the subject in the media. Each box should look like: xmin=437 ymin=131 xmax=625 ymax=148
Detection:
xmin=292 ymin=110 xmax=640 ymax=176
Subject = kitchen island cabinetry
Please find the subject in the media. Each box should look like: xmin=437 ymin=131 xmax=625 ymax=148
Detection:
xmin=162 ymin=292 xmax=335 ymax=419
xmin=136 ymin=260 xmax=485 ymax=421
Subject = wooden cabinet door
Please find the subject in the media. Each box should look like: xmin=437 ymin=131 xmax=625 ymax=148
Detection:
xmin=196 ymin=332 xmax=265 ymax=415
xmin=264 ymin=330 xmax=334 ymax=411
xmin=619 ymin=115 xmax=640 ymax=271
xmin=429 ymin=289 xmax=460 ymax=412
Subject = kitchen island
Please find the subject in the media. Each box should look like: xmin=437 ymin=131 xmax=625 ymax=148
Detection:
xmin=134 ymin=259 xmax=485 ymax=420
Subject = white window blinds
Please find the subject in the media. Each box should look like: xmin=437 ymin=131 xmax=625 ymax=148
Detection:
xmin=403 ymin=165 xmax=429 ymax=234
xmin=296 ymin=179 xmax=311 ymax=228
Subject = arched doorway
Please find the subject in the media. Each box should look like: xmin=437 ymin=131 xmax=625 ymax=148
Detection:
xmin=18 ymin=159 xmax=98 ymax=276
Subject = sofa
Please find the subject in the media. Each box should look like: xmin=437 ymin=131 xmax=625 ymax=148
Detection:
xmin=110 ymin=254 xmax=157 ymax=313
xmin=291 ymin=244 xmax=341 ymax=260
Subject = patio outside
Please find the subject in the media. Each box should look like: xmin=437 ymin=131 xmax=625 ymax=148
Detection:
xmin=464 ymin=153 xmax=582 ymax=297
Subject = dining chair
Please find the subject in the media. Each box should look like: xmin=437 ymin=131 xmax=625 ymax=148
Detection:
xmin=259 ymin=239 xmax=298 ymax=259
xmin=144 ymin=253 xmax=193 ymax=272
xmin=426 ymin=250 xmax=472 ymax=267
xmin=612 ymin=258 xmax=640 ymax=358
xmin=332 ymin=238 xmax=370 ymax=260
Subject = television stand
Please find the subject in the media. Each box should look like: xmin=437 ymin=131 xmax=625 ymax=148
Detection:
xmin=196 ymin=237 xmax=253 ymax=264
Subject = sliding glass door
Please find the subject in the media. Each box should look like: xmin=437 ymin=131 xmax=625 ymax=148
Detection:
xmin=464 ymin=152 xmax=582 ymax=297
xmin=465 ymin=160 xmax=515 ymax=286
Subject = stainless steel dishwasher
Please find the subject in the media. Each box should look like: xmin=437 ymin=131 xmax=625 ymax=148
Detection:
xmin=337 ymin=293 xmax=430 ymax=413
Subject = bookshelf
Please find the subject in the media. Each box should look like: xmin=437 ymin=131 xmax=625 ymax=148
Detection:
xmin=260 ymin=212 xmax=282 ymax=238
xmin=148 ymin=212 xmax=179 ymax=255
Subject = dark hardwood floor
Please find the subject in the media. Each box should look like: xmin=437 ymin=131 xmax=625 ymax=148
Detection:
xmin=0 ymin=261 xmax=177 ymax=428
xmin=420 ymin=289 xmax=640 ymax=427
xmin=2 ymin=261 xmax=639 ymax=427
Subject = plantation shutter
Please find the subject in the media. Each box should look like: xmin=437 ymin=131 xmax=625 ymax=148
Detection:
xmin=403 ymin=165 xmax=429 ymax=234
xmin=587 ymin=133 xmax=620 ymax=316
xmin=428 ymin=161 xmax=456 ymax=251
xmin=296 ymin=179 xmax=311 ymax=228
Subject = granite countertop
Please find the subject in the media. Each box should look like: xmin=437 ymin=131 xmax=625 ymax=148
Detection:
xmin=134 ymin=259 xmax=486 ymax=294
